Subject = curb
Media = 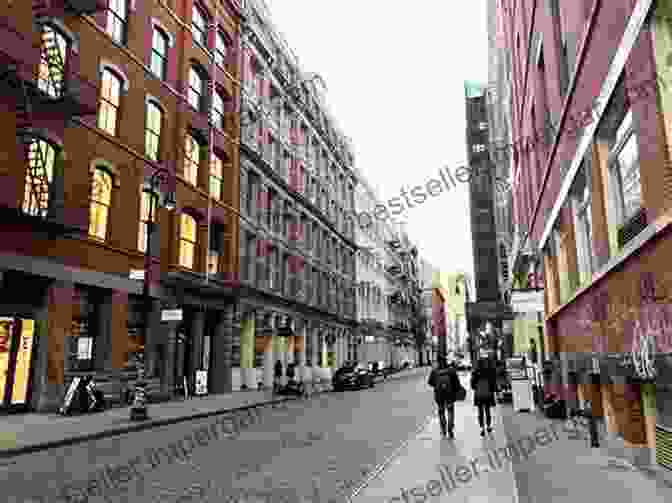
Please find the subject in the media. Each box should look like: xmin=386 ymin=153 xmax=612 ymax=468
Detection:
xmin=0 ymin=368 xmax=427 ymax=460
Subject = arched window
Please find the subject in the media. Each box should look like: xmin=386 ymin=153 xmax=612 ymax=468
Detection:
xmin=89 ymin=168 xmax=113 ymax=240
xmin=151 ymin=27 xmax=169 ymax=79
xmin=23 ymin=139 xmax=57 ymax=218
xmin=98 ymin=68 xmax=123 ymax=135
xmin=188 ymin=66 xmax=205 ymax=111
xmin=210 ymin=153 xmax=224 ymax=200
xmin=138 ymin=189 xmax=157 ymax=252
xmin=215 ymin=31 xmax=228 ymax=68
xmin=191 ymin=3 xmax=208 ymax=46
xmin=38 ymin=25 xmax=68 ymax=98
xmin=184 ymin=133 xmax=201 ymax=186
xmin=179 ymin=213 xmax=198 ymax=269
xmin=106 ymin=0 xmax=128 ymax=44
xmin=145 ymin=100 xmax=163 ymax=161
xmin=211 ymin=90 xmax=224 ymax=129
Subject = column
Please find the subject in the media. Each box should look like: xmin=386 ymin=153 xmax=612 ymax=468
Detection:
xmin=210 ymin=304 xmax=234 ymax=394
xmin=297 ymin=319 xmax=307 ymax=381
xmin=33 ymin=280 xmax=75 ymax=412
xmin=188 ymin=309 xmax=205 ymax=393
xmin=161 ymin=324 xmax=177 ymax=394
xmin=240 ymin=310 xmax=256 ymax=389
xmin=262 ymin=311 xmax=274 ymax=389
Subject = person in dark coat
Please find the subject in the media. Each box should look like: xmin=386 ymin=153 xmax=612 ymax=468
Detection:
xmin=274 ymin=360 xmax=283 ymax=392
xmin=286 ymin=362 xmax=296 ymax=383
xmin=471 ymin=357 xmax=498 ymax=436
xmin=428 ymin=356 xmax=462 ymax=438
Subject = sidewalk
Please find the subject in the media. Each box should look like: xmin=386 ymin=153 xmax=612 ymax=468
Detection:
xmin=348 ymin=374 xmax=668 ymax=503
xmin=0 ymin=366 xmax=428 ymax=459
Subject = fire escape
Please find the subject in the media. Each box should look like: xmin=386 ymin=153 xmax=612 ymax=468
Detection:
xmin=0 ymin=1 xmax=103 ymax=235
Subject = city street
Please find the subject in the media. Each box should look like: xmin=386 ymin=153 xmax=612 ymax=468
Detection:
xmin=4 ymin=370 xmax=667 ymax=502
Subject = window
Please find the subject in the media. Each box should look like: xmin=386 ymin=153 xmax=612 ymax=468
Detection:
xmin=89 ymin=168 xmax=113 ymax=241
xmin=478 ymin=122 xmax=488 ymax=130
xmin=22 ymin=139 xmax=56 ymax=218
xmin=138 ymin=190 xmax=157 ymax=252
xmin=98 ymin=68 xmax=123 ymax=135
xmin=609 ymin=111 xmax=642 ymax=224
xmin=37 ymin=25 xmax=68 ymax=98
xmin=151 ymin=28 xmax=169 ymax=79
xmin=145 ymin=101 xmax=162 ymax=161
xmin=572 ymin=161 xmax=593 ymax=284
xmin=179 ymin=213 xmax=198 ymax=269
xmin=188 ymin=66 xmax=205 ymax=111
xmin=106 ymin=0 xmax=128 ymax=44
xmin=215 ymin=31 xmax=228 ymax=68
xmin=212 ymin=91 xmax=225 ymax=129
xmin=191 ymin=4 xmax=208 ymax=47
xmin=210 ymin=154 xmax=224 ymax=200
xmin=184 ymin=134 xmax=201 ymax=186
xmin=472 ymin=144 xmax=486 ymax=153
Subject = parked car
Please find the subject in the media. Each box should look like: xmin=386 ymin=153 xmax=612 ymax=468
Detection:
xmin=367 ymin=361 xmax=388 ymax=380
xmin=332 ymin=362 xmax=375 ymax=391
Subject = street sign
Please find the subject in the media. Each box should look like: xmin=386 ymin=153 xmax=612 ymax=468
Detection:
xmin=130 ymin=269 xmax=145 ymax=280
xmin=161 ymin=309 xmax=183 ymax=322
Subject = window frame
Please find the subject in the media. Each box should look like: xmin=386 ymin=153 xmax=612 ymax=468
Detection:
xmin=607 ymin=110 xmax=641 ymax=226
xmin=98 ymin=67 xmax=123 ymax=136
xmin=210 ymin=153 xmax=224 ymax=200
xmin=106 ymin=0 xmax=128 ymax=45
xmin=145 ymin=99 xmax=163 ymax=162
xmin=138 ymin=189 xmax=158 ymax=253
xmin=211 ymin=90 xmax=225 ymax=130
xmin=184 ymin=133 xmax=202 ymax=186
xmin=89 ymin=167 xmax=113 ymax=241
xmin=215 ymin=30 xmax=229 ymax=68
xmin=150 ymin=27 xmax=169 ymax=79
xmin=188 ymin=66 xmax=206 ymax=112
xmin=37 ymin=24 xmax=69 ymax=98
xmin=179 ymin=213 xmax=198 ymax=270
xmin=191 ymin=3 xmax=208 ymax=47
xmin=22 ymin=139 xmax=57 ymax=218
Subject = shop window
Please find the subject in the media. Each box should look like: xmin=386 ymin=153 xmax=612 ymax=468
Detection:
xmin=106 ymin=0 xmax=128 ymax=44
xmin=98 ymin=68 xmax=123 ymax=136
xmin=22 ymin=139 xmax=57 ymax=218
xmin=89 ymin=168 xmax=113 ymax=241
xmin=179 ymin=213 xmax=198 ymax=269
xmin=145 ymin=100 xmax=163 ymax=161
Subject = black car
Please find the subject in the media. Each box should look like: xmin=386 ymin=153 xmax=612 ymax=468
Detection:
xmin=367 ymin=361 xmax=388 ymax=381
xmin=332 ymin=362 xmax=375 ymax=391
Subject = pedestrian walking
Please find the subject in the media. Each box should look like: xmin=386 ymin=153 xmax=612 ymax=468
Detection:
xmin=286 ymin=362 xmax=296 ymax=383
xmin=471 ymin=357 xmax=498 ymax=436
xmin=428 ymin=356 xmax=462 ymax=438
xmin=274 ymin=360 xmax=283 ymax=393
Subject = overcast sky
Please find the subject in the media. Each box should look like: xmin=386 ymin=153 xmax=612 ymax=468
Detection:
xmin=264 ymin=0 xmax=489 ymax=277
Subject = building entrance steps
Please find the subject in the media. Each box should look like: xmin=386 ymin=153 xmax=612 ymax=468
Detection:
xmin=0 ymin=366 xmax=429 ymax=460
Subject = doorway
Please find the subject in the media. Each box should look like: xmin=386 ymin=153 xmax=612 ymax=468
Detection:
xmin=0 ymin=317 xmax=36 ymax=412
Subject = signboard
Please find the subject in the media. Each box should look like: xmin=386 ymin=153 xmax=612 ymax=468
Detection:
xmin=60 ymin=377 xmax=81 ymax=415
xmin=195 ymin=370 xmax=208 ymax=395
xmin=130 ymin=269 xmax=145 ymax=280
xmin=161 ymin=309 xmax=183 ymax=322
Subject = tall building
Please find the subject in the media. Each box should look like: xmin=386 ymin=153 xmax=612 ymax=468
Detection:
xmin=464 ymin=81 xmax=514 ymax=363
xmin=234 ymin=0 xmax=359 ymax=389
xmin=0 ymin=0 xmax=244 ymax=412
xmin=501 ymin=0 xmax=672 ymax=472
xmin=486 ymin=0 xmax=545 ymax=371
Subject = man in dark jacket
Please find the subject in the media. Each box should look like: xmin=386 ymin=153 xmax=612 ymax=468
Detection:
xmin=274 ymin=360 xmax=283 ymax=392
xmin=428 ymin=356 xmax=461 ymax=438
xmin=471 ymin=357 xmax=498 ymax=436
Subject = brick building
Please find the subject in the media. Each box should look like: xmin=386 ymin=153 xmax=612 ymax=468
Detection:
xmin=0 ymin=0 xmax=243 ymax=412
xmin=501 ymin=0 xmax=672 ymax=473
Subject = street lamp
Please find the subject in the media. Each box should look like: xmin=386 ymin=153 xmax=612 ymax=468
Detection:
xmin=130 ymin=166 xmax=175 ymax=421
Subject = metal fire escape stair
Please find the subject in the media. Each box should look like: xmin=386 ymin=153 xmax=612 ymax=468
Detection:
xmin=39 ymin=26 xmax=66 ymax=98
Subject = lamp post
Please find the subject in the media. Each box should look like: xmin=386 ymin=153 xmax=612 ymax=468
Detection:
xmin=131 ymin=166 xmax=176 ymax=421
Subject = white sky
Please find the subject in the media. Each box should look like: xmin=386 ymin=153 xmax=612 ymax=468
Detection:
xmin=265 ymin=0 xmax=489 ymax=277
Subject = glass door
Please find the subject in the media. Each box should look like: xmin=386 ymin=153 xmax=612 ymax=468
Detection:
xmin=0 ymin=318 xmax=36 ymax=410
